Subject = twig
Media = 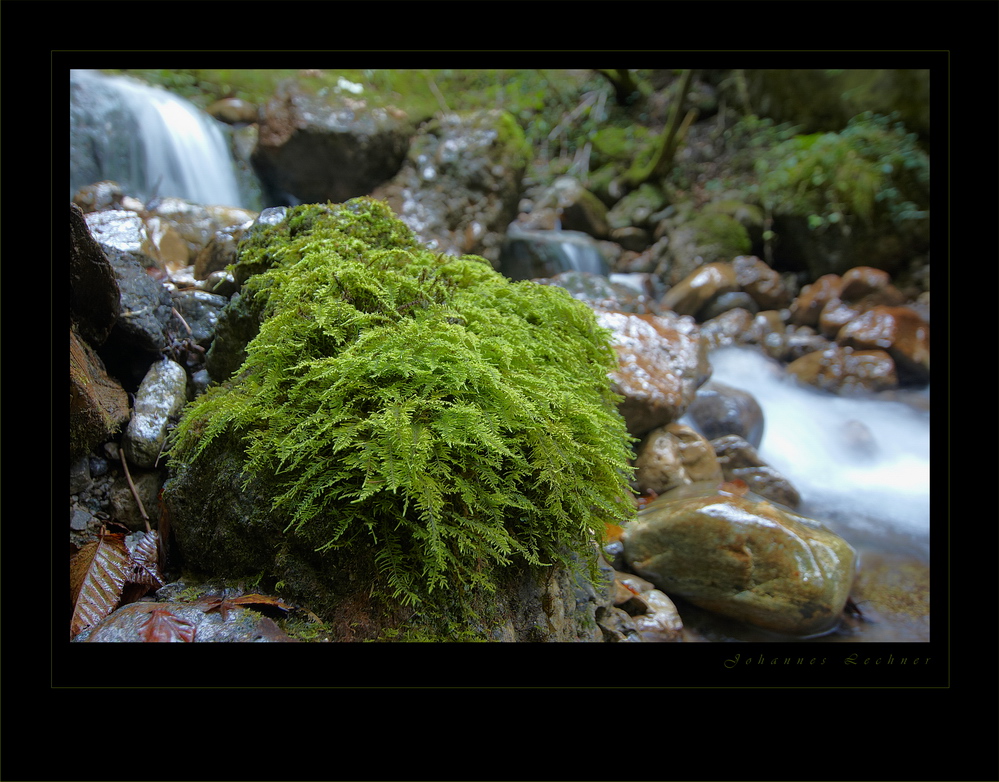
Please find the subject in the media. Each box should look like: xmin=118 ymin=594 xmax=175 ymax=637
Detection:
xmin=171 ymin=307 xmax=193 ymax=335
xmin=120 ymin=448 xmax=151 ymax=533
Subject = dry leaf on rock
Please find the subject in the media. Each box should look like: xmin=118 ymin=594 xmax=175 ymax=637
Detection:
xmin=70 ymin=532 xmax=131 ymax=639
xmin=139 ymin=608 xmax=197 ymax=642
xmin=70 ymin=528 xmax=164 ymax=639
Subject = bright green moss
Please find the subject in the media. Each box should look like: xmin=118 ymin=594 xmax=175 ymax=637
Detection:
xmin=170 ymin=198 xmax=635 ymax=610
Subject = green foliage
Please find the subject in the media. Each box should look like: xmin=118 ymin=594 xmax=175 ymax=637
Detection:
xmin=170 ymin=198 xmax=635 ymax=610
xmin=755 ymin=111 xmax=929 ymax=230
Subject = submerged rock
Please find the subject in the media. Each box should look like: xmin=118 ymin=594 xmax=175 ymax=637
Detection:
xmin=621 ymin=481 xmax=857 ymax=636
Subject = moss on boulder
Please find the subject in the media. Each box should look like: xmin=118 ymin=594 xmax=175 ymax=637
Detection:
xmin=166 ymin=198 xmax=635 ymax=637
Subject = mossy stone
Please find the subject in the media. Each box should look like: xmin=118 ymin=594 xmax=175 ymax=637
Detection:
xmin=167 ymin=197 xmax=635 ymax=631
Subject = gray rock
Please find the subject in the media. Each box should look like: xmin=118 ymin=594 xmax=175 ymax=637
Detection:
xmin=252 ymin=80 xmax=416 ymax=206
xmin=685 ymin=380 xmax=765 ymax=449
xmin=74 ymin=601 xmax=296 ymax=642
xmin=123 ymin=359 xmax=188 ymax=468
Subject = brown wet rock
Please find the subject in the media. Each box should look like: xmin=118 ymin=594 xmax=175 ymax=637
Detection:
xmin=698 ymin=307 xmax=756 ymax=352
xmin=836 ymin=305 xmax=929 ymax=384
xmin=838 ymin=266 xmax=906 ymax=306
xmin=661 ymin=261 xmax=739 ymax=318
xmin=710 ymin=435 xmax=801 ymax=509
xmin=731 ymin=255 xmax=792 ymax=310
xmin=70 ymin=328 xmax=130 ymax=459
xmin=789 ymin=273 xmax=841 ymax=327
xmin=595 ymin=309 xmax=710 ymax=437
xmin=622 ymin=482 xmax=857 ymax=636
xmin=785 ymin=345 xmax=899 ymax=394
xmin=818 ymin=296 xmax=862 ymax=338
xmin=632 ymin=423 xmax=722 ymax=495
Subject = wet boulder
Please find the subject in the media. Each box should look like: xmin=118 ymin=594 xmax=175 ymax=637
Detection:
xmin=122 ymin=358 xmax=188 ymax=469
xmin=70 ymin=329 xmax=130 ymax=459
xmin=684 ymin=380 xmax=765 ymax=448
xmin=789 ymin=273 xmax=842 ymax=328
xmin=710 ymin=435 xmax=802 ymax=509
xmin=836 ymin=305 xmax=929 ymax=384
xmin=70 ymin=203 xmax=120 ymax=346
xmin=697 ymin=291 xmax=759 ymax=321
xmin=595 ymin=309 xmax=710 ymax=437
xmin=376 ymin=109 xmax=530 ymax=262
xmin=252 ymin=80 xmax=416 ymax=206
xmin=621 ymin=482 xmax=857 ymax=636
xmin=838 ymin=265 xmax=906 ymax=307
xmin=661 ymin=261 xmax=739 ymax=318
xmin=786 ymin=345 xmax=899 ymax=394
xmin=730 ymin=255 xmax=793 ymax=311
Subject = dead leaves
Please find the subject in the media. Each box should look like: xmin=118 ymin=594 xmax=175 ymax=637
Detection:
xmin=198 ymin=593 xmax=292 ymax=623
xmin=70 ymin=526 xmax=306 ymax=641
xmin=70 ymin=528 xmax=163 ymax=639
xmin=139 ymin=608 xmax=197 ymax=642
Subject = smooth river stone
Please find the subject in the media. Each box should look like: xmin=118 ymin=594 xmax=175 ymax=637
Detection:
xmin=122 ymin=358 xmax=188 ymax=468
xmin=621 ymin=482 xmax=857 ymax=636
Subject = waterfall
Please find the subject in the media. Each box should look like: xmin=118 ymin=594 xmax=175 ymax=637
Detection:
xmin=70 ymin=69 xmax=246 ymax=208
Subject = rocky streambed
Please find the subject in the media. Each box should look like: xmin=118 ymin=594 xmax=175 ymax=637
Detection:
xmin=68 ymin=70 xmax=931 ymax=643
xmin=69 ymin=193 xmax=931 ymax=644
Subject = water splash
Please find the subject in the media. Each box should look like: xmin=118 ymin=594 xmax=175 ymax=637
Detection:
xmin=702 ymin=347 xmax=930 ymax=547
xmin=70 ymin=69 xmax=245 ymax=208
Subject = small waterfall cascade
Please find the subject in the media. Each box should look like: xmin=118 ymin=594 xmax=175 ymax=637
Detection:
xmin=703 ymin=347 xmax=931 ymax=553
xmin=70 ymin=69 xmax=246 ymax=208
xmin=498 ymin=224 xmax=610 ymax=281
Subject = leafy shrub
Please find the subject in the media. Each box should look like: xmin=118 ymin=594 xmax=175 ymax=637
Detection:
xmin=169 ymin=198 xmax=635 ymax=608
xmin=756 ymin=111 xmax=929 ymax=230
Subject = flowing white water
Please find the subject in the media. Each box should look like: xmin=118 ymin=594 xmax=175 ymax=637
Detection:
xmin=701 ymin=347 xmax=931 ymax=550
xmin=70 ymin=69 xmax=245 ymax=208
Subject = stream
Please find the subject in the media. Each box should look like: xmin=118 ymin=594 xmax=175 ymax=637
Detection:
xmin=678 ymin=346 xmax=931 ymax=643
xmin=702 ymin=346 xmax=930 ymax=559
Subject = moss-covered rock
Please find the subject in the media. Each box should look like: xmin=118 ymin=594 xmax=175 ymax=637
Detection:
xmin=165 ymin=198 xmax=635 ymax=638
